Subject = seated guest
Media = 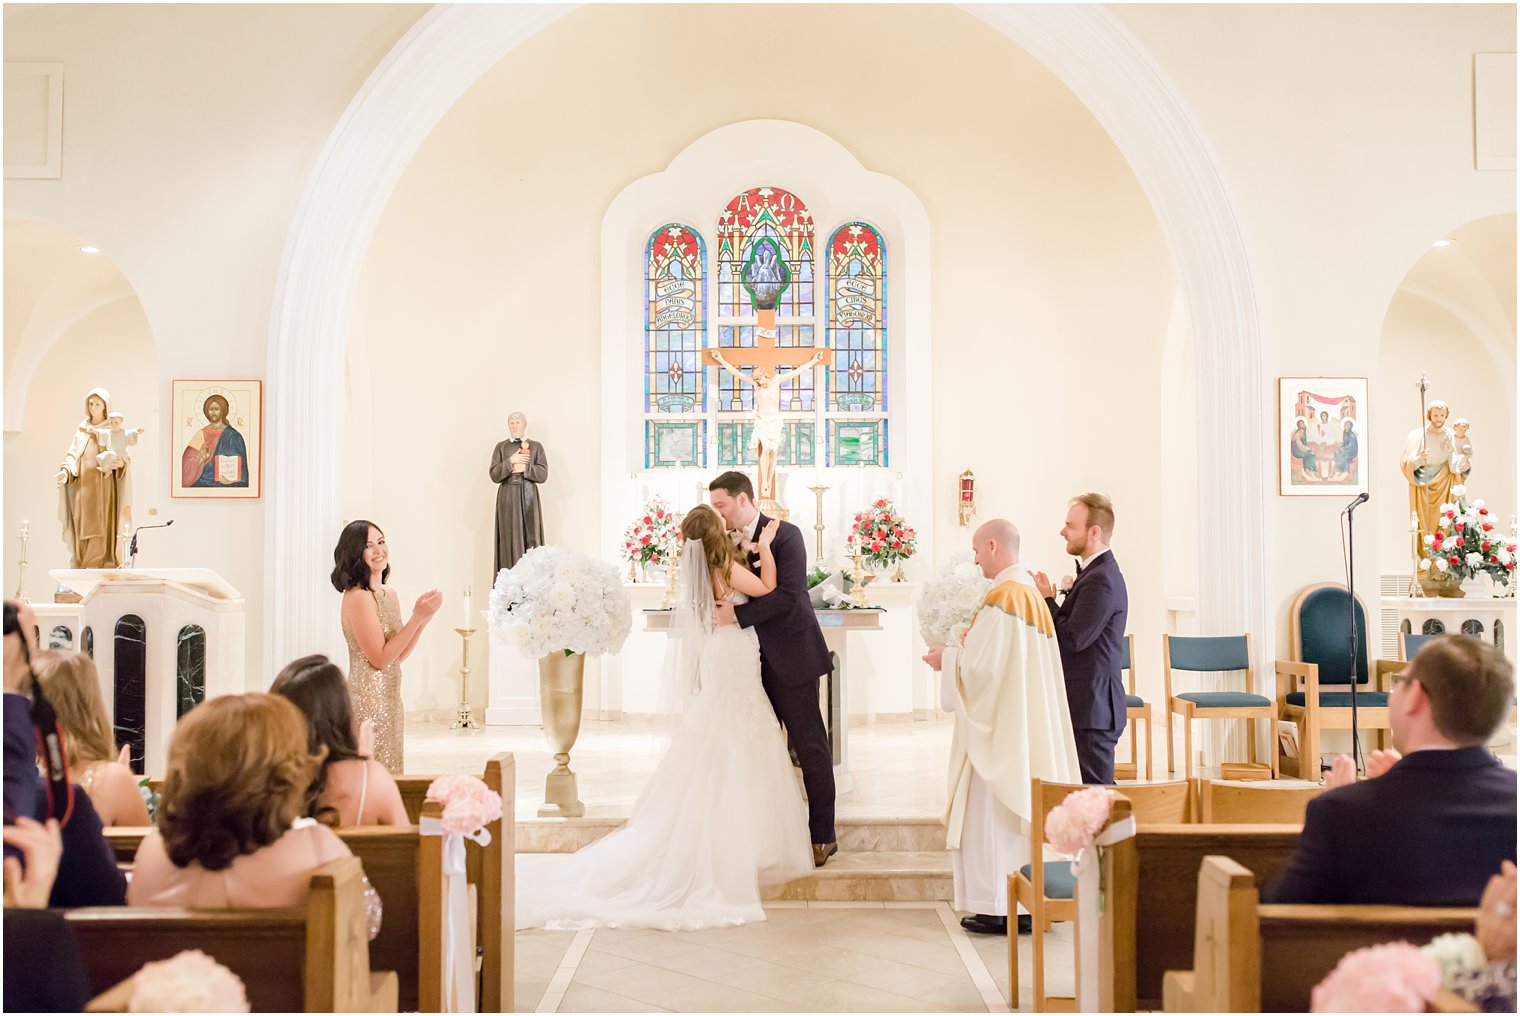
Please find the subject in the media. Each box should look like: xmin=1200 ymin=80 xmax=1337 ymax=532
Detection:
xmin=129 ymin=693 xmax=358 ymax=908
xmin=1266 ymin=635 xmax=1516 ymax=905
xmin=1453 ymin=860 xmax=1518 ymax=1013
xmin=3 ymin=601 xmax=125 ymax=907
xmin=32 ymin=650 xmax=151 ymax=827
xmin=270 ymin=654 xmax=409 ymax=827
xmin=4 ymin=815 xmax=91 ymax=1013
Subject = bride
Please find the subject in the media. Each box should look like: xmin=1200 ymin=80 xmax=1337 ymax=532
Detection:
xmin=515 ymin=504 xmax=813 ymax=930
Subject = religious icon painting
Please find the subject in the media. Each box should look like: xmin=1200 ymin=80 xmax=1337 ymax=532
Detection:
xmin=170 ymin=379 xmax=263 ymax=498
xmin=1277 ymin=377 xmax=1367 ymax=496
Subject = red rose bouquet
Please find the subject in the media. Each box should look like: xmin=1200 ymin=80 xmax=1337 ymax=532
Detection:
xmin=849 ymin=498 xmax=917 ymax=569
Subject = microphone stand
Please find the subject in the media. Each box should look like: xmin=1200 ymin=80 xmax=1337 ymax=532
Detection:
xmin=127 ymin=520 xmax=174 ymax=568
xmin=1343 ymin=492 xmax=1370 ymax=772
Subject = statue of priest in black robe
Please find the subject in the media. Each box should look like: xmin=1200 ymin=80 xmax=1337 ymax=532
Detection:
xmin=490 ymin=411 xmax=547 ymax=575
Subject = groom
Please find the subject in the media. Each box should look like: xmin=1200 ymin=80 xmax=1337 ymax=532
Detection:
xmin=709 ymin=470 xmax=838 ymax=866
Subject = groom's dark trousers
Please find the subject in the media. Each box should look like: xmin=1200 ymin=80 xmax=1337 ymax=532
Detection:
xmin=734 ymin=513 xmax=837 ymax=845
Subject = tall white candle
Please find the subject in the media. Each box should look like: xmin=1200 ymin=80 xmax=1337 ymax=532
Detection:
xmin=463 ymin=586 xmax=472 ymax=628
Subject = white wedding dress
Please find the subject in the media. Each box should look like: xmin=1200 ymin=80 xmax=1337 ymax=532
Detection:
xmin=515 ymin=583 xmax=813 ymax=931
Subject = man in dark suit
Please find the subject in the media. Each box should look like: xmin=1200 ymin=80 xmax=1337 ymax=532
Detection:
xmin=1265 ymin=635 xmax=1516 ymax=906
xmin=708 ymin=471 xmax=838 ymax=866
xmin=1031 ymin=494 xmax=1128 ymax=785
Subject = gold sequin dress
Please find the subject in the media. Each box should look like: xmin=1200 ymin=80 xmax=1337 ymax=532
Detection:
xmin=345 ymin=589 xmax=405 ymax=774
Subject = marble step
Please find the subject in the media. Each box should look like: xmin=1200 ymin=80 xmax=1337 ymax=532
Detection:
xmin=517 ymin=815 xmax=947 ymax=854
xmin=763 ymin=850 xmax=954 ymax=902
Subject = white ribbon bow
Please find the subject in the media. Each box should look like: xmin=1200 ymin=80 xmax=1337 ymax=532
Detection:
xmin=1073 ymin=815 xmax=1137 ymax=1012
xmin=419 ymin=816 xmax=493 ymax=1012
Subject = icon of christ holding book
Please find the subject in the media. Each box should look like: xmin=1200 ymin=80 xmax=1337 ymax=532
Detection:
xmin=180 ymin=393 xmax=249 ymax=488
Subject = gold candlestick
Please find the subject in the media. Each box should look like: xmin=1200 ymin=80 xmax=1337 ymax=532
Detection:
xmin=661 ymin=550 xmax=679 ymax=609
xmin=13 ymin=521 xmax=30 ymax=604
xmin=848 ymin=552 xmax=873 ymax=609
xmin=807 ymin=485 xmax=829 ymax=561
xmin=1408 ymin=511 xmax=1423 ymax=597
xmin=451 ymin=627 xmax=480 ymax=730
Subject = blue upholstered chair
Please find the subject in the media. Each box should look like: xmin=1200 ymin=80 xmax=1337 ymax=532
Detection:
xmin=1401 ymin=631 xmax=1437 ymax=661
xmin=1163 ymin=634 xmax=1278 ymax=781
xmin=1115 ymin=634 xmax=1153 ymax=781
xmin=1274 ymin=583 xmax=1395 ymax=779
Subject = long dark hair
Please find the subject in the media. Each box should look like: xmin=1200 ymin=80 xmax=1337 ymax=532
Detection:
xmin=330 ymin=520 xmax=389 ymax=592
xmin=269 ymin=654 xmax=365 ymax=824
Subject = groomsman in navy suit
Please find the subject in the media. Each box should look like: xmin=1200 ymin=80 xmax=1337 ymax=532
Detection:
xmin=1031 ymin=494 xmax=1129 ymax=785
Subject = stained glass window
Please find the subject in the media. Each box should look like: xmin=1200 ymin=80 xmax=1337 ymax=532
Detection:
xmin=824 ymin=222 xmax=888 ymax=466
xmin=640 ymin=198 xmax=892 ymax=472
xmin=644 ymin=223 xmax=706 ymax=467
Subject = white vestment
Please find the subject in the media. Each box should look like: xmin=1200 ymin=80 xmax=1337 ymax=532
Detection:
xmin=940 ymin=565 xmax=1082 ymax=914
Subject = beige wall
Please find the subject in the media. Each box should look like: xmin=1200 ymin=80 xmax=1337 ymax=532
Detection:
xmin=349 ymin=4 xmax=1176 ymax=715
xmin=3 ymin=4 xmax=428 ymax=686
xmin=1115 ymin=3 xmax=1516 ymax=655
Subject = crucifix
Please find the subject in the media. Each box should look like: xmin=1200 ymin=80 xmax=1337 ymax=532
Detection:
xmin=700 ymin=255 xmax=826 ymax=507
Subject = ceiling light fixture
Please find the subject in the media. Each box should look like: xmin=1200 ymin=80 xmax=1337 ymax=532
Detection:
xmin=1430 ymin=238 xmax=1455 ymax=248
xmin=79 ymin=245 xmax=101 ymax=254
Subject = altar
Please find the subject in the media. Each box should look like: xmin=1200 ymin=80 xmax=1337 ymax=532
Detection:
xmin=1383 ymin=594 xmax=1516 ymax=664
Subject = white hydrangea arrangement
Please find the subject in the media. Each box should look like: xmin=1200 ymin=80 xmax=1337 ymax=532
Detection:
xmin=915 ymin=553 xmax=993 ymax=648
xmin=489 ymin=545 xmax=632 ymax=659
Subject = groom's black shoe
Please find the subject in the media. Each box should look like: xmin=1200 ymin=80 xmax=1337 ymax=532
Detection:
xmin=812 ymin=842 xmax=838 ymax=867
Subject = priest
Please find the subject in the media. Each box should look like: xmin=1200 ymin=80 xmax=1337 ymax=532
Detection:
xmin=924 ymin=518 xmax=1081 ymax=936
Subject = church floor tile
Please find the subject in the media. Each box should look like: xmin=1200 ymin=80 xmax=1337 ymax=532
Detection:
xmin=514 ymin=901 xmax=1074 ymax=1012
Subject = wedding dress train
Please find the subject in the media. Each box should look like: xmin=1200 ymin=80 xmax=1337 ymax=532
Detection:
xmin=515 ymin=601 xmax=813 ymax=930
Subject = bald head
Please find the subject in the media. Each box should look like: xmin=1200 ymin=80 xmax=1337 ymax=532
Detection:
xmin=972 ymin=519 xmax=1020 ymax=579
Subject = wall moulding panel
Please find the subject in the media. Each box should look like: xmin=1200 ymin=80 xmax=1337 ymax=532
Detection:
xmin=4 ymin=62 xmax=64 ymax=179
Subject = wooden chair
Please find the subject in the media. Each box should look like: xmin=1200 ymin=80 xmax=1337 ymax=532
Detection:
xmin=1162 ymin=856 xmax=1477 ymax=1012
xmin=1007 ymin=779 xmax=1083 ymax=1012
xmin=1009 ymin=780 xmax=1194 ymax=1011
xmin=66 ymin=856 xmax=398 ymax=1012
xmin=1275 ymin=583 xmax=1393 ymax=779
xmin=1163 ymin=634 xmax=1278 ymax=782
xmin=1115 ymin=635 xmax=1153 ymax=781
xmin=1195 ymin=778 xmax=1322 ymax=824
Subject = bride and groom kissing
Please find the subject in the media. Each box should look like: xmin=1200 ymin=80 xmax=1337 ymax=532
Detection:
xmin=515 ymin=471 xmax=837 ymax=930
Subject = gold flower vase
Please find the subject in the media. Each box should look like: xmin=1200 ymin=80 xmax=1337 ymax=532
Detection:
xmin=1418 ymin=571 xmax=1466 ymax=598
xmin=537 ymin=651 xmax=587 ymax=818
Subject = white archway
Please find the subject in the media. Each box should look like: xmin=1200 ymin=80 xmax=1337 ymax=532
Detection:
xmin=265 ymin=3 xmax=1272 ymax=669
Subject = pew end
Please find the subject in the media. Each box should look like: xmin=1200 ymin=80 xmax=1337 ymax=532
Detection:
xmin=66 ymin=855 xmax=396 ymax=1013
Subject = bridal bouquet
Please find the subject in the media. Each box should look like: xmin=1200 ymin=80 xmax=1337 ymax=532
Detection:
xmin=129 ymin=950 xmax=250 ymax=1012
xmin=849 ymin=499 xmax=917 ymax=568
xmin=620 ymin=495 xmax=680 ymax=569
xmin=489 ymin=546 xmax=632 ymax=659
xmin=1420 ymin=485 xmax=1516 ymax=586
xmin=915 ymin=553 xmax=993 ymax=647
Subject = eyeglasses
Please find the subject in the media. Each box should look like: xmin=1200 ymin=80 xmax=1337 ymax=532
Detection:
xmin=1391 ymin=671 xmax=1419 ymax=690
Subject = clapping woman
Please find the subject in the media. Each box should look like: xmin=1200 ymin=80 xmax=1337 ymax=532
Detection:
xmin=331 ymin=521 xmax=441 ymax=774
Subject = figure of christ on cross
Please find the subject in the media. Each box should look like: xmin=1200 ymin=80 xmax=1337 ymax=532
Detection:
xmin=702 ymin=321 xmax=825 ymax=505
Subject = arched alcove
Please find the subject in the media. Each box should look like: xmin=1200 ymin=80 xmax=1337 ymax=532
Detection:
xmin=267 ymin=3 xmax=1271 ymax=672
xmin=1375 ymin=213 xmax=1517 ymax=618
xmin=2 ymin=218 xmax=159 ymax=591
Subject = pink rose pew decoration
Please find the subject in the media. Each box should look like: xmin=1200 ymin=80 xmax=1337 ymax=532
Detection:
xmin=1311 ymin=941 xmax=1443 ymax=1013
xmin=129 ymin=949 xmax=249 ymax=1013
xmin=1045 ymin=787 xmax=1134 ymax=1012
xmin=1045 ymin=786 xmax=1117 ymax=857
xmin=421 ymin=774 xmax=504 ymax=1012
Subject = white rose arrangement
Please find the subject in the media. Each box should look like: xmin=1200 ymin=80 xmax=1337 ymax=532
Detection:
xmin=915 ymin=553 xmax=994 ymax=648
xmin=489 ymin=545 xmax=632 ymax=659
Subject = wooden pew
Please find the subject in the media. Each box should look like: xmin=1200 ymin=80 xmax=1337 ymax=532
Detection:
xmin=108 ymin=752 xmax=514 ymax=1014
xmin=1163 ymin=856 xmax=1477 ymax=1012
xmin=1195 ymin=778 xmax=1323 ymax=824
xmin=1089 ymin=823 xmax=1303 ymax=1011
xmin=395 ymin=774 xmax=434 ymax=825
xmin=66 ymin=856 xmax=397 ymax=1013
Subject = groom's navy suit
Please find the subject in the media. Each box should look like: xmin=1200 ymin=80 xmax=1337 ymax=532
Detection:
xmin=733 ymin=512 xmax=837 ymax=845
